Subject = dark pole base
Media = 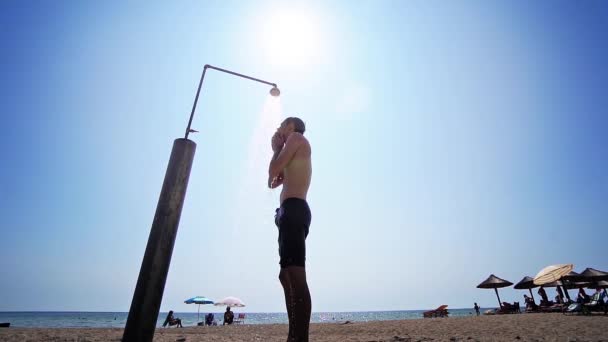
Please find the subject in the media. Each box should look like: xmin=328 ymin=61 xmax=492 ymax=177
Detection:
xmin=122 ymin=138 xmax=196 ymax=342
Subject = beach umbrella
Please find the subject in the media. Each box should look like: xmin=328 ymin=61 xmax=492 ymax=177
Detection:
xmin=586 ymin=280 xmax=608 ymax=289
xmin=563 ymin=281 xmax=591 ymax=290
xmin=561 ymin=271 xmax=586 ymax=283
xmin=561 ymin=271 xmax=588 ymax=289
xmin=514 ymin=276 xmax=538 ymax=302
xmin=580 ymin=268 xmax=608 ymax=282
xmin=592 ymin=280 xmax=608 ymax=288
xmin=541 ymin=280 xmax=563 ymax=287
xmin=214 ymin=296 xmax=246 ymax=308
xmin=477 ymin=274 xmax=513 ymax=308
xmin=184 ymin=296 xmax=214 ymax=322
xmin=533 ymin=264 xmax=573 ymax=285
xmin=560 ymin=271 xmax=588 ymax=300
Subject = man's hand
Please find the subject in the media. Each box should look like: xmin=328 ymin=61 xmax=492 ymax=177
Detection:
xmin=269 ymin=173 xmax=284 ymax=189
xmin=271 ymin=131 xmax=285 ymax=152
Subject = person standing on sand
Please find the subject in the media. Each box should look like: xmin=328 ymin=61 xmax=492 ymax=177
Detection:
xmin=268 ymin=117 xmax=312 ymax=342
xmin=474 ymin=302 xmax=480 ymax=316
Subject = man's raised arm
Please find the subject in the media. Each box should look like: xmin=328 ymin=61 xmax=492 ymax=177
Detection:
xmin=268 ymin=133 xmax=303 ymax=187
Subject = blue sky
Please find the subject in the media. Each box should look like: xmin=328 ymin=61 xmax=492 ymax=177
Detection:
xmin=1 ymin=0 xmax=607 ymax=313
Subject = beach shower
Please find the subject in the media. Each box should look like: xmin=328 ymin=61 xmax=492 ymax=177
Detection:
xmin=122 ymin=65 xmax=280 ymax=342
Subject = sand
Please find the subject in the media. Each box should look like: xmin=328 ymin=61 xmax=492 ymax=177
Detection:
xmin=1 ymin=313 xmax=606 ymax=341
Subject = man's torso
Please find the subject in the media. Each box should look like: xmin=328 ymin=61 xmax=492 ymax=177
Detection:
xmin=280 ymin=137 xmax=312 ymax=204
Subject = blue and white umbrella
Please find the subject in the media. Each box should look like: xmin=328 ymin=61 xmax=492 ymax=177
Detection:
xmin=184 ymin=296 xmax=214 ymax=322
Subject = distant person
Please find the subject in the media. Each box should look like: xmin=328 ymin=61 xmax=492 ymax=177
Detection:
xmin=577 ymin=287 xmax=590 ymax=303
xmin=556 ymin=286 xmax=565 ymax=304
xmin=474 ymin=303 xmax=480 ymax=316
xmin=269 ymin=117 xmax=313 ymax=342
xmin=162 ymin=310 xmax=183 ymax=328
xmin=523 ymin=294 xmax=537 ymax=311
xmin=223 ymin=307 xmax=234 ymax=325
xmin=597 ymin=288 xmax=607 ymax=305
xmin=538 ymin=286 xmax=551 ymax=306
xmin=205 ymin=313 xmax=214 ymax=326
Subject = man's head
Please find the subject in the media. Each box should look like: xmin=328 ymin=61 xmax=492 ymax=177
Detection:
xmin=226 ymin=307 xmax=231 ymax=312
xmin=278 ymin=117 xmax=305 ymax=139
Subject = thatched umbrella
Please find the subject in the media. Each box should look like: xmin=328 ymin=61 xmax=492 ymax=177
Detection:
xmin=586 ymin=279 xmax=608 ymax=298
xmin=580 ymin=268 xmax=608 ymax=282
xmin=514 ymin=276 xmax=538 ymax=302
xmin=541 ymin=280 xmax=563 ymax=288
xmin=560 ymin=271 xmax=589 ymax=301
xmin=562 ymin=271 xmax=586 ymax=283
xmin=477 ymin=274 xmax=513 ymax=308
xmin=592 ymin=280 xmax=608 ymax=288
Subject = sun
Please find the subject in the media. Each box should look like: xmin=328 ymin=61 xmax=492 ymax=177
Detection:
xmin=260 ymin=8 xmax=323 ymax=68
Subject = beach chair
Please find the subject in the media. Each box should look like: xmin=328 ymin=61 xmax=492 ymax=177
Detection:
xmin=204 ymin=313 xmax=214 ymax=326
xmin=564 ymin=303 xmax=582 ymax=315
xmin=582 ymin=292 xmax=606 ymax=315
xmin=234 ymin=313 xmax=246 ymax=324
xmin=497 ymin=304 xmax=510 ymax=314
xmin=514 ymin=301 xmax=521 ymax=313
xmin=423 ymin=305 xmax=449 ymax=318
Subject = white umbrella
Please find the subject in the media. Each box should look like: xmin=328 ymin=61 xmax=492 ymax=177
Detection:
xmin=214 ymin=296 xmax=246 ymax=307
xmin=533 ymin=264 xmax=574 ymax=285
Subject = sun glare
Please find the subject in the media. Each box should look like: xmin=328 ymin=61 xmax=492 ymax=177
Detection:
xmin=261 ymin=8 xmax=323 ymax=68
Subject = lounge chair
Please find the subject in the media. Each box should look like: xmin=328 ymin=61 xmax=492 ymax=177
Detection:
xmin=423 ymin=305 xmax=449 ymax=318
xmin=525 ymin=300 xmax=540 ymax=313
xmin=495 ymin=302 xmax=521 ymax=314
xmin=582 ymin=292 xmax=606 ymax=315
xmin=564 ymin=303 xmax=582 ymax=315
xmin=234 ymin=313 xmax=246 ymax=324
xmin=203 ymin=313 xmax=215 ymax=326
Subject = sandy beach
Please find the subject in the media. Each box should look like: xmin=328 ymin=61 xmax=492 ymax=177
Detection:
xmin=1 ymin=313 xmax=606 ymax=342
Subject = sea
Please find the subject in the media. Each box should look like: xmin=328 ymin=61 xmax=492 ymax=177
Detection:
xmin=0 ymin=309 xmax=481 ymax=328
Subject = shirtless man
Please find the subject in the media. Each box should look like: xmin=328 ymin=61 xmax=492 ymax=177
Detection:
xmin=268 ymin=117 xmax=312 ymax=342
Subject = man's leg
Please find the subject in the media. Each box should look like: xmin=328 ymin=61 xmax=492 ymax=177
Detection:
xmin=285 ymin=266 xmax=311 ymax=342
xmin=279 ymin=268 xmax=295 ymax=340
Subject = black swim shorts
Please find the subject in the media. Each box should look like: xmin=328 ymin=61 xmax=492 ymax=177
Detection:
xmin=275 ymin=198 xmax=311 ymax=268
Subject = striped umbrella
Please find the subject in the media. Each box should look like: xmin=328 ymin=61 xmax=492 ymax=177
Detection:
xmin=533 ymin=264 xmax=573 ymax=285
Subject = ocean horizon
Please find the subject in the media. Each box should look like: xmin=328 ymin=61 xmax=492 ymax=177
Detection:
xmin=0 ymin=309 xmax=485 ymax=328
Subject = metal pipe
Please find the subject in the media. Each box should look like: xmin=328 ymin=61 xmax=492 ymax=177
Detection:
xmin=184 ymin=64 xmax=278 ymax=139
xmin=205 ymin=64 xmax=277 ymax=88
xmin=184 ymin=67 xmax=208 ymax=139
